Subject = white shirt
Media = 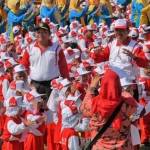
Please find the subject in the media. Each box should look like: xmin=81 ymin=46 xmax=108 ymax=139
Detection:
xmin=109 ymin=39 xmax=139 ymax=79
xmin=27 ymin=41 xmax=61 ymax=81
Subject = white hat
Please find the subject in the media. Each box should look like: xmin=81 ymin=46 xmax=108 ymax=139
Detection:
xmin=66 ymin=92 xmax=81 ymax=102
xmin=114 ymin=19 xmax=128 ymax=29
xmin=54 ymin=78 xmax=71 ymax=90
xmin=5 ymin=96 xmax=24 ymax=117
xmin=106 ymin=30 xmax=115 ymax=37
xmin=42 ymin=18 xmax=50 ymax=23
xmin=76 ymin=67 xmax=90 ymax=76
xmin=64 ymin=48 xmax=80 ymax=63
xmin=9 ymin=80 xmax=26 ymax=91
xmin=0 ymin=52 xmax=11 ymax=60
xmin=129 ymin=28 xmax=139 ymax=38
xmin=51 ymin=77 xmax=63 ymax=89
xmin=94 ymin=63 xmax=106 ymax=75
xmin=138 ymin=33 xmax=145 ymax=41
xmin=143 ymin=25 xmax=150 ymax=34
xmin=118 ymin=4 xmax=124 ymax=8
xmin=5 ymin=96 xmax=23 ymax=107
xmin=98 ymin=22 xmax=105 ymax=28
xmin=59 ymin=78 xmax=71 ymax=88
xmin=14 ymin=64 xmax=26 ymax=73
xmin=81 ymin=58 xmax=95 ymax=68
xmin=69 ymin=30 xmax=78 ymax=38
xmin=13 ymin=26 xmax=20 ymax=34
xmin=4 ymin=58 xmax=18 ymax=70
xmin=77 ymin=39 xmax=87 ymax=51
xmin=86 ymin=24 xmax=97 ymax=31
xmin=24 ymin=90 xmax=45 ymax=103
xmin=68 ymin=32 xmax=77 ymax=43
xmin=61 ymin=36 xmax=72 ymax=43
xmin=70 ymin=21 xmax=81 ymax=31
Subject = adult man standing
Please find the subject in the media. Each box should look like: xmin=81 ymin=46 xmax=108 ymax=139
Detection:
xmin=21 ymin=22 xmax=69 ymax=99
xmin=93 ymin=19 xmax=149 ymax=80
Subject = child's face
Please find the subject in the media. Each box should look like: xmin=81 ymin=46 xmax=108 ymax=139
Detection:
xmin=124 ymin=85 xmax=134 ymax=96
xmin=144 ymin=33 xmax=150 ymax=41
xmin=82 ymin=74 xmax=90 ymax=82
xmin=144 ymin=68 xmax=150 ymax=76
xmin=73 ymin=58 xmax=80 ymax=66
xmin=32 ymin=100 xmax=43 ymax=113
xmin=70 ymin=83 xmax=76 ymax=95
xmin=15 ymin=71 xmax=27 ymax=81
xmin=6 ymin=42 xmax=15 ymax=53
xmin=7 ymin=68 xmax=14 ymax=80
xmin=85 ymin=31 xmax=93 ymax=39
xmin=65 ymin=87 xmax=71 ymax=97
xmin=18 ymin=107 xmax=23 ymax=116
xmin=0 ymin=103 xmax=5 ymax=115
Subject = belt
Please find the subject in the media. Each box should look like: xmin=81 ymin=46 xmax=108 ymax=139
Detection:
xmin=31 ymin=80 xmax=52 ymax=87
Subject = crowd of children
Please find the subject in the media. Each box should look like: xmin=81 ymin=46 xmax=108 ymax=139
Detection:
xmin=0 ymin=0 xmax=149 ymax=150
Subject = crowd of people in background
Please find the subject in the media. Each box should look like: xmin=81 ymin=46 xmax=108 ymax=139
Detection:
xmin=0 ymin=0 xmax=149 ymax=150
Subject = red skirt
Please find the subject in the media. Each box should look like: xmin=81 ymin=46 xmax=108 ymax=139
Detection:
xmin=140 ymin=98 xmax=150 ymax=143
xmin=2 ymin=141 xmax=23 ymax=150
xmin=24 ymin=134 xmax=44 ymax=150
xmin=47 ymin=123 xmax=57 ymax=150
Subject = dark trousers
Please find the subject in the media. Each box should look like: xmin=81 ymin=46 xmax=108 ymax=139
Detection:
xmin=31 ymin=80 xmax=52 ymax=101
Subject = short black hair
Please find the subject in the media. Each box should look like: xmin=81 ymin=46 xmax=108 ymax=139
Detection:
xmin=35 ymin=22 xmax=50 ymax=34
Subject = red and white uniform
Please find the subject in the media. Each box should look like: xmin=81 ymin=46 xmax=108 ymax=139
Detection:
xmin=143 ymin=41 xmax=150 ymax=61
xmin=2 ymin=74 xmax=13 ymax=100
xmin=21 ymin=41 xmax=69 ymax=81
xmin=1 ymin=116 xmax=26 ymax=150
xmin=139 ymin=76 xmax=150 ymax=143
xmin=61 ymin=128 xmax=80 ymax=150
xmin=0 ymin=114 xmax=6 ymax=135
xmin=92 ymin=38 xmax=149 ymax=79
xmin=61 ymin=104 xmax=81 ymax=150
xmin=24 ymin=112 xmax=46 ymax=150
xmin=0 ymin=74 xmax=5 ymax=102
xmin=1 ymin=96 xmax=27 ymax=150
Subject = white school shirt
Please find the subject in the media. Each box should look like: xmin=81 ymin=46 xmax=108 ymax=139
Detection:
xmin=109 ymin=39 xmax=139 ymax=79
xmin=27 ymin=41 xmax=61 ymax=81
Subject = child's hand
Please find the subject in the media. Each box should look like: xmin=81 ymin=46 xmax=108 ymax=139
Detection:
xmin=90 ymin=75 xmax=101 ymax=88
xmin=22 ymin=118 xmax=35 ymax=127
xmin=37 ymin=115 xmax=47 ymax=123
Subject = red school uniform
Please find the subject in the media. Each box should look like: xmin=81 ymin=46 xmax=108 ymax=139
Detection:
xmin=46 ymin=122 xmax=57 ymax=150
xmin=1 ymin=116 xmax=24 ymax=150
xmin=54 ymin=102 xmax=62 ymax=150
xmin=61 ymin=128 xmax=79 ymax=150
xmin=0 ymin=75 xmax=5 ymax=102
xmin=24 ymin=112 xmax=46 ymax=150
xmin=0 ymin=114 xmax=6 ymax=134
xmin=139 ymin=77 xmax=150 ymax=143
